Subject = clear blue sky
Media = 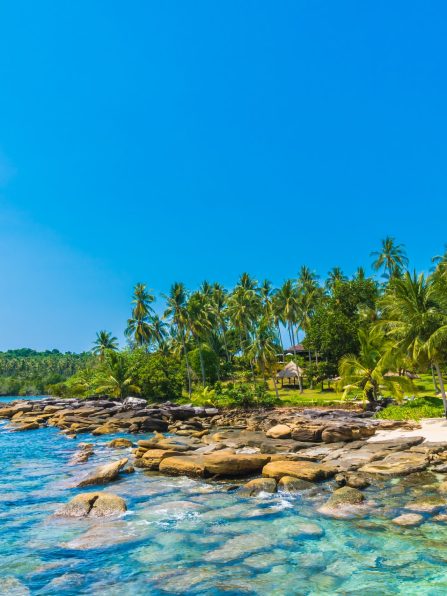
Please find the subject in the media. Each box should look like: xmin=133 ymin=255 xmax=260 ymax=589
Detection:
xmin=1 ymin=1 xmax=446 ymax=352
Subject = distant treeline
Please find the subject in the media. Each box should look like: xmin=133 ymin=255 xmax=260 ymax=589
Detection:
xmin=0 ymin=349 xmax=93 ymax=396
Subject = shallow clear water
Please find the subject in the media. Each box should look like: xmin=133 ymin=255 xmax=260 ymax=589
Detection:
xmin=1 ymin=398 xmax=447 ymax=595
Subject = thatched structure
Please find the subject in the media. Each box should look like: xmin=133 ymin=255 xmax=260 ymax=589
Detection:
xmin=277 ymin=361 xmax=304 ymax=379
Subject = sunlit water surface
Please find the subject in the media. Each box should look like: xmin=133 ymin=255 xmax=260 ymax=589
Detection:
xmin=1 ymin=396 xmax=447 ymax=595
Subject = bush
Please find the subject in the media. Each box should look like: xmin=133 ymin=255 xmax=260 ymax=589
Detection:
xmin=375 ymin=396 xmax=445 ymax=421
xmin=131 ymin=351 xmax=183 ymax=402
xmin=217 ymin=383 xmax=279 ymax=409
xmin=189 ymin=346 xmax=219 ymax=385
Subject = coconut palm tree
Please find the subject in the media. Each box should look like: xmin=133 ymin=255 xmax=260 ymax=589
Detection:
xmin=380 ymin=271 xmax=447 ymax=416
xmin=96 ymin=351 xmax=141 ymax=399
xmin=246 ymin=317 xmax=280 ymax=398
xmin=92 ymin=330 xmax=118 ymax=361
xmin=338 ymin=326 xmax=414 ymax=404
xmin=125 ymin=283 xmax=155 ymax=348
xmin=148 ymin=314 xmax=168 ymax=351
xmin=163 ymin=282 xmax=193 ymax=396
xmin=326 ymin=267 xmax=347 ymax=291
xmin=275 ymin=280 xmax=300 ymax=354
xmin=371 ymin=236 xmax=409 ymax=279
xmin=187 ymin=291 xmax=213 ymax=385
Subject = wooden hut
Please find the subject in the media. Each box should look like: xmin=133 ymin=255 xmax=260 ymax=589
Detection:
xmin=277 ymin=361 xmax=304 ymax=387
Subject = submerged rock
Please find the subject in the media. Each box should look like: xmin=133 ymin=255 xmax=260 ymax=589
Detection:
xmin=239 ymin=478 xmax=277 ymax=496
xmin=56 ymin=492 xmax=127 ymax=517
xmin=319 ymin=486 xmax=365 ymax=518
xmin=277 ymin=476 xmax=314 ymax=492
xmin=76 ymin=458 xmax=128 ymax=487
xmin=405 ymin=496 xmax=447 ymax=514
xmin=392 ymin=513 xmax=423 ymax=527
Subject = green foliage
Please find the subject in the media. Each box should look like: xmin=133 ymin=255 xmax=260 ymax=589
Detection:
xmin=0 ymin=350 xmax=93 ymax=396
xmin=130 ymin=350 xmax=183 ymax=401
xmin=216 ymin=382 xmax=279 ymax=409
xmin=305 ymin=277 xmax=379 ymax=365
xmin=189 ymin=345 xmax=219 ymax=385
xmin=375 ymin=397 xmax=444 ymax=420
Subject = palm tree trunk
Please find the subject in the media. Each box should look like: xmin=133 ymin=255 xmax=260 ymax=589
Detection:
xmin=181 ymin=333 xmax=192 ymax=397
xmin=198 ymin=345 xmax=206 ymax=386
xmin=431 ymin=364 xmax=440 ymax=394
xmin=272 ymin=374 xmax=280 ymax=400
xmin=434 ymin=362 xmax=447 ymax=418
xmin=277 ymin=323 xmax=285 ymax=362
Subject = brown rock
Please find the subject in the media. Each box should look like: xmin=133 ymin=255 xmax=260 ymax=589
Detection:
xmin=203 ymin=453 xmax=271 ymax=477
xmin=159 ymin=455 xmax=206 ymax=477
xmin=135 ymin=449 xmax=183 ymax=470
xmin=239 ymin=478 xmax=277 ymax=496
xmin=360 ymin=452 xmax=429 ymax=477
xmin=262 ymin=460 xmax=337 ymax=482
xmin=76 ymin=458 xmax=128 ymax=487
xmin=277 ymin=476 xmax=314 ymax=492
xmin=108 ymin=438 xmax=133 ymax=448
xmin=266 ymin=424 xmax=292 ymax=439
xmin=291 ymin=425 xmax=324 ymax=442
xmin=56 ymin=492 xmax=127 ymax=518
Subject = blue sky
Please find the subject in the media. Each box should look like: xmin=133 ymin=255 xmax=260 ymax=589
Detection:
xmin=1 ymin=1 xmax=446 ymax=352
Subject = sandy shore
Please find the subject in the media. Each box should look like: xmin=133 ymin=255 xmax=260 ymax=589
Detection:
xmin=369 ymin=418 xmax=447 ymax=444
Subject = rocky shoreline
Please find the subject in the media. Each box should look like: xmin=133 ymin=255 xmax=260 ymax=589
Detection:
xmin=2 ymin=397 xmax=447 ymax=523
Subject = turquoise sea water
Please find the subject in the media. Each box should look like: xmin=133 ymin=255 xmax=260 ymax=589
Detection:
xmin=1 ymin=397 xmax=447 ymax=595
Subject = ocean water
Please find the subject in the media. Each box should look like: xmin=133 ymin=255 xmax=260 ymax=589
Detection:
xmin=1 ymin=397 xmax=447 ymax=595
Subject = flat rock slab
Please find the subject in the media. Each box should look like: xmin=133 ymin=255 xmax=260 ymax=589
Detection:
xmin=360 ymin=452 xmax=429 ymax=476
xmin=159 ymin=453 xmax=271 ymax=478
xmin=262 ymin=460 xmax=337 ymax=482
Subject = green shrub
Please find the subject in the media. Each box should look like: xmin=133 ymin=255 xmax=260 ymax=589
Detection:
xmin=217 ymin=383 xmax=279 ymax=409
xmin=375 ymin=396 xmax=445 ymax=421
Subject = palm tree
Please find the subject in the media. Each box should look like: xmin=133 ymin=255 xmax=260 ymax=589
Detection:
xmin=326 ymin=267 xmax=347 ymax=291
xmin=275 ymin=280 xmax=300 ymax=354
xmin=371 ymin=236 xmax=409 ymax=279
xmin=298 ymin=266 xmax=319 ymax=293
xmin=187 ymin=291 xmax=212 ymax=385
xmin=246 ymin=317 xmax=280 ymax=398
xmin=125 ymin=283 xmax=155 ymax=348
xmin=339 ymin=326 xmax=414 ymax=405
xmin=380 ymin=271 xmax=447 ymax=416
xmin=92 ymin=330 xmax=118 ymax=361
xmin=96 ymin=352 xmax=141 ymax=399
xmin=148 ymin=314 xmax=168 ymax=351
xmin=163 ymin=282 xmax=193 ymax=396
xmin=210 ymin=282 xmax=231 ymax=363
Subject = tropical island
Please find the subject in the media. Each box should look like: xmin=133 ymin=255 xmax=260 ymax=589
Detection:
xmin=2 ymin=240 xmax=447 ymax=593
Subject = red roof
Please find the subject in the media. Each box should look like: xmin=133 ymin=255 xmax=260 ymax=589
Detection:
xmin=284 ymin=344 xmax=306 ymax=353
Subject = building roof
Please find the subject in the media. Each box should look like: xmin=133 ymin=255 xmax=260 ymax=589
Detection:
xmin=277 ymin=361 xmax=304 ymax=378
xmin=284 ymin=344 xmax=307 ymax=354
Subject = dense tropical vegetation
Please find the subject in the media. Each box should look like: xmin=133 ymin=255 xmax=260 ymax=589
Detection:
xmin=3 ymin=237 xmax=447 ymax=417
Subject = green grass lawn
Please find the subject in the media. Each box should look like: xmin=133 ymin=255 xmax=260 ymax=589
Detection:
xmin=182 ymin=372 xmax=445 ymax=420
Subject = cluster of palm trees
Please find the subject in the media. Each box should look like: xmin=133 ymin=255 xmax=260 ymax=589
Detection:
xmin=91 ymin=237 xmax=447 ymax=413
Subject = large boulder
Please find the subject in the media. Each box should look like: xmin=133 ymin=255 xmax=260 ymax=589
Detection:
xmin=159 ymin=455 xmax=206 ymax=477
xmin=122 ymin=396 xmax=147 ymax=409
xmin=202 ymin=453 xmax=271 ymax=477
xmin=360 ymin=452 xmax=429 ymax=476
xmin=266 ymin=424 xmax=292 ymax=439
xmin=135 ymin=449 xmax=183 ymax=470
xmin=76 ymin=458 xmax=128 ymax=487
xmin=262 ymin=460 xmax=337 ymax=482
xmin=57 ymin=492 xmax=127 ymax=518
xmin=291 ymin=425 xmax=324 ymax=442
